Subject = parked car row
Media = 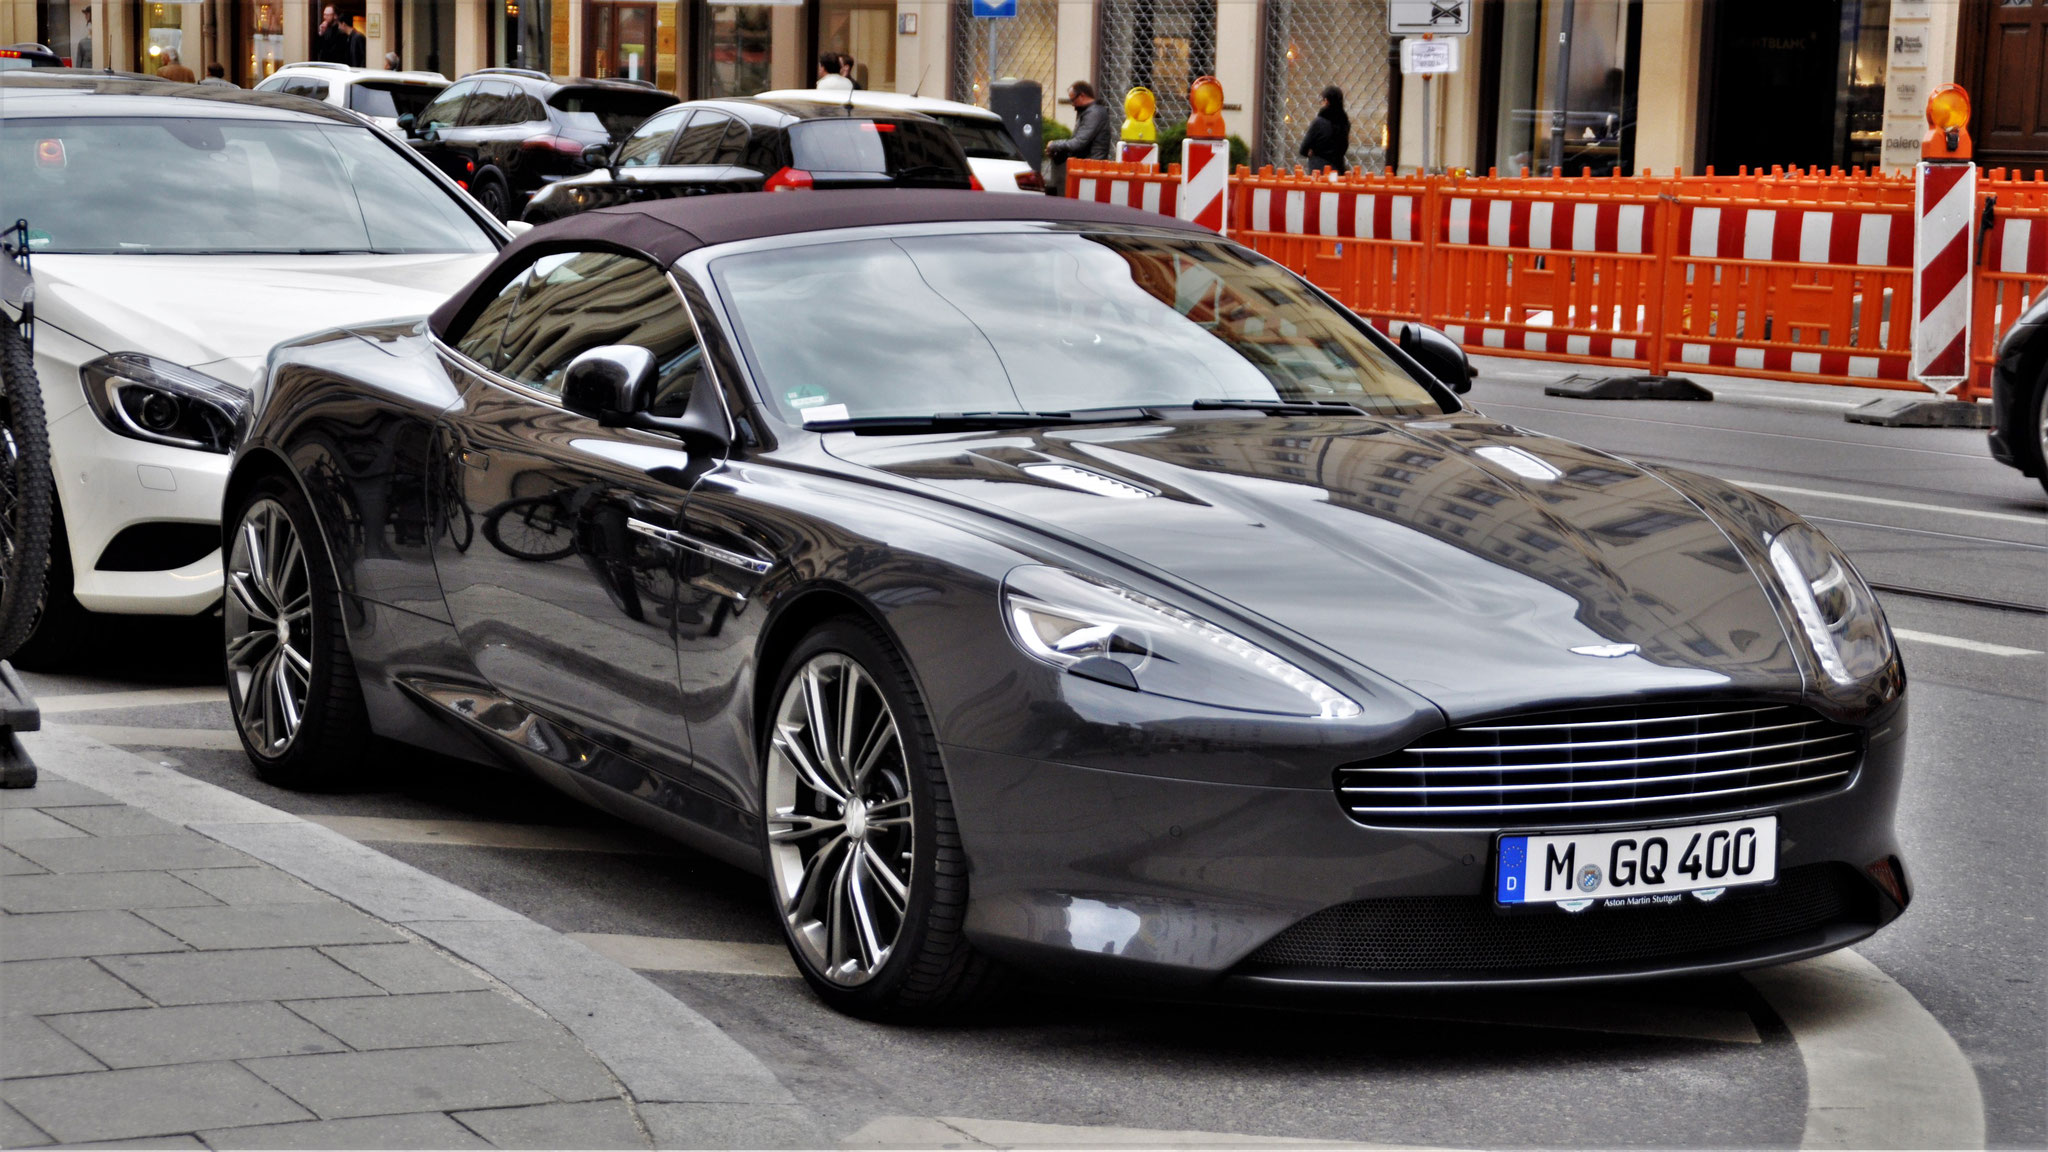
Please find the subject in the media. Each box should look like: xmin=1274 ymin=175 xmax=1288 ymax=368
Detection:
xmin=254 ymin=63 xmax=1030 ymax=224
xmin=0 ymin=68 xmax=1939 ymax=1025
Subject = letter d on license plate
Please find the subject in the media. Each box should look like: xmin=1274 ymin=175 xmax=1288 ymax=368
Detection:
xmin=1495 ymin=816 xmax=1777 ymax=907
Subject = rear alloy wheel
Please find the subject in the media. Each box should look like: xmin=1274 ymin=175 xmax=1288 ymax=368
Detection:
xmin=475 ymin=172 xmax=511 ymax=222
xmin=761 ymin=619 xmax=1006 ymax=1018
xmin=224 ymin=479 xmax=370 ymax=789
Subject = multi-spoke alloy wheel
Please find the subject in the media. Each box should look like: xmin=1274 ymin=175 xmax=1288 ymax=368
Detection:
xmin=765 ymin=652 xmax=915 ymax=986
xmin=226 ymin=497 xmax=314 ymax=757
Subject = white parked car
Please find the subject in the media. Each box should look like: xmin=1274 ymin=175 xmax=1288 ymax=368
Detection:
xmin=752 ymin=89 xmax=1043 ymax=193
xmin=0 ymin=73 xmax=503 ymax=653
xmin=256 ymin=62 xmax=448 ymax=132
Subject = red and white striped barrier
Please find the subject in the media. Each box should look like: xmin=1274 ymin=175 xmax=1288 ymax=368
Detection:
xmin=1678 ymin=205 xmax=1912 ymax=267
xmin=1912 ymin=162 xmax=1976 ymax=389
xmin=1071 ymin=171 xmax=1177 ymax=215
xmin=1984 ymin=213 xmax=2048 ymax=275
xmin=1179 ymin=139 xmax=1229 ymax=233
xmin=1117 ymin=142 xmax=1158 ymax=165
xmin=1446 ymin=197 xmax=1649 ymax=253
xmin=1243 ymin=186 xmax=1419 ymax=241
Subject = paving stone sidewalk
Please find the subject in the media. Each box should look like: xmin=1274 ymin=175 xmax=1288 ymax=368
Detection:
xmin=0 ymin=772 xmax=657 ymax=1150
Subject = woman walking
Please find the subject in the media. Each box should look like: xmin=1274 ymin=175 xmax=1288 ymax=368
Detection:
xmin=1299 ymin=85 xmax=1350 ymax=174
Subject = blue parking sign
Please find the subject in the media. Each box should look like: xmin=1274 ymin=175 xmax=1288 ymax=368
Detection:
xmin=973 ymin=0 xmax=1016 ymax=17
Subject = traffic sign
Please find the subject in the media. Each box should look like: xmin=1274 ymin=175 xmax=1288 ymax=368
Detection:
xmin=1399 ymin=37 xmax=1459 ymax=73
xmin=1389 ymin=0 xmax=1469 ymax=35
xmin=972 ymin=0 xmax=1016 ymax=18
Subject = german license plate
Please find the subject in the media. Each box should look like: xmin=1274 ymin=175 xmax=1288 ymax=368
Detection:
xmin=1495 ymin=815 xmax=1777 ymax=909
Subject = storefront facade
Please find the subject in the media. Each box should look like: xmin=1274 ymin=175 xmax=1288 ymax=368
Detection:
xmin=10 ymin=0 xmax=2035 ymax=178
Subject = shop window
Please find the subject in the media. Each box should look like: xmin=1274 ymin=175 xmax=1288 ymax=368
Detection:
xmin=587 ymin=0 xmax=657 ymax=80
xmin=135 ymin=1 xmax=189 ymax=77
xmin=818 ymin=0 xmax=895 ymax=91
xmin=399 ymin=0 xmax=455 ymax=74
xmin=239 ymin=0 xmax=285 ymax=83
xmin=1488 ymin=0 xmax=1638 ymax=176
xmin=699 ymin=3 xmax=770 ymax=98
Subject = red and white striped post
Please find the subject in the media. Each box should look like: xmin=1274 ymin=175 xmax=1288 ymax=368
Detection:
xmin=1910 ymin=84 xmax=1976 ymax=394
xmin=1117 ymin=142 xmax=1159 ymax=166
xmin=1178 ymin=76 xmax=1229 ymax=234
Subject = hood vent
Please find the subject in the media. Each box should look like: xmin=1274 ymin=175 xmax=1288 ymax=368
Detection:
xmin=1019 ymin=463 xmax=1156 ymax=499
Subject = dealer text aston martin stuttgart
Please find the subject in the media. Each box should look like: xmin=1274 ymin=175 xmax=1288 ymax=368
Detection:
xmin=225 ymin=191 xmax=1911 ymax=1019
xmin=0 ymin=74 xmax=504 ymax=651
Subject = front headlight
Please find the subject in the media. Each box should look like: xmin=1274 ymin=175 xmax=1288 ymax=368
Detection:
xmin=1766 ymin=523 xmax=1894 ymax=685
xmin=1002 ymin=565 xmax=1362 ymax=719
xmin=80 ymin=353 xmax=247 ymax=454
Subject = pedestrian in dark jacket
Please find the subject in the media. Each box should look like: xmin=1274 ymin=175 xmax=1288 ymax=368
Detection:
xmin=313 ymin=5 xmax=352 ymax=63
xmin=1049 ymin=81 xmax=1114 ymax=162
xmin=1299 ymin=85 xmax=1350 ymax=173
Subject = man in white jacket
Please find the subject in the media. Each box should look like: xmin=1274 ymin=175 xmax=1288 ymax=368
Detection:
xmin=817 ymin=52 xmax=853 ymax=92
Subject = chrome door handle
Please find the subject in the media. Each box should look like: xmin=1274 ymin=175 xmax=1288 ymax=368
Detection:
xmin=627 ymin=518 xmax=774 ymax=575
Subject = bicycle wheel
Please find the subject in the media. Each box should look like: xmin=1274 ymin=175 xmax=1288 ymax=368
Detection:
xmin=0 ymin=320 xmax=51 ymax=661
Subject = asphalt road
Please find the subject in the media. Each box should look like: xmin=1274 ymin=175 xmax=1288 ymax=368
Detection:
xmin=15 ymin=359 xmax=2045 ymax=1148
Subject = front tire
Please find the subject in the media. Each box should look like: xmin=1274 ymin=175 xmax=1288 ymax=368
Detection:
xmin=2031 ymin=377 xmax=2048 ymax=497
xmin=224 ymin=477 xmax=370 ymax=789
xmin=760 ymin=617 xmax=1005 ymax=1019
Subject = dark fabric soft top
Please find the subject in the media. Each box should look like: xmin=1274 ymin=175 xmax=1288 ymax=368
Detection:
xmin=426 ymin=189 xmax=1210 ymax=341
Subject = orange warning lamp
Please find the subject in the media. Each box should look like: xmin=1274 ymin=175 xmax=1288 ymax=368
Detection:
xmin=1922 ymin=84 xmax=1972 ymax=161
xmin=1187 ymin=75 xmax=1226 ymax=139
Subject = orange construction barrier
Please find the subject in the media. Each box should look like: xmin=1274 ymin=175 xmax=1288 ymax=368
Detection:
xmin=1067 ymin=159 xmax=2046 ymax=404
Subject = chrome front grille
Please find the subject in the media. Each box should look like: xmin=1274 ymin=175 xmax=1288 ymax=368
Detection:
xmin=1336 ymin=701 xmax=1862 ymax=829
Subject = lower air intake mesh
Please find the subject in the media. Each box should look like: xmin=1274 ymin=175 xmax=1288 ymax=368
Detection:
xmin=1241 ymin=864 xmax=1874 ymax=974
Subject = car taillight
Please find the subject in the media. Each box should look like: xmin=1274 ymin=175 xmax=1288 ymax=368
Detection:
xmin=1014 ymin=168 xmax=1045 ymax=192
xmin=969 ymin=172 xmax=985 ymax=191
xmin=522 ymin=134 xmax=586 ymax=155
xmin=764 ymin=167 xmax=813 ymax=192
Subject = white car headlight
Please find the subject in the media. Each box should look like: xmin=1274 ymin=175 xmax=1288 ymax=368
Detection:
xmin=80 ymin=353 xmax=247 ymax=454
xmin=1002 ymin=565 xmax=1362 ymax=719
xmin=1766 ymin=523 xmax=1894 ymax=686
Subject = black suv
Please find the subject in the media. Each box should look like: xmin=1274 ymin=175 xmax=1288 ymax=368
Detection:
xmin=521 ymin=98 xmax=974 ymax=225
xmin=404 ymin=68 xmax=677 ymax=220
xmin=0 ymin=43 xmax=68 ymax=69
xmin=1989 ymin=289 xmax=2048 ymax=496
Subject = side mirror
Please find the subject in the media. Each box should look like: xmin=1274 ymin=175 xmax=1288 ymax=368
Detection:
xmin=581 ymin=143 xmax=614 ymax=172
xmin=561 ymin=344 xmax=730 ymax=457
xmin=1399 ymin=323 xmax=1475 ymax=394
xmin=397 ymin=112 xmax=416 ymax=136
xmin=563 ymin=345 xmax=655 ymax=423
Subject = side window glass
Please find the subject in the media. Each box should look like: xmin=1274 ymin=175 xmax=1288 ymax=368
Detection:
xmin=282 ymin=78 xmax=330 ymax=100
xmin=712 ymin=117 xmax=750 ymax=166
xmin=420 ymin=82 xmax=473 ymax=130
xmin=452 ymin=266 xmax=532 ymax=371
xmin=617 ymin=109 xmax=688 ymax=168
xmin=512 ymin=93 xmax=547 ymax=123
xmin=667 ymin=113 xmax=730 ymax=166
xmin=461 ymin=82 xmax=511 ymax=126
xmin=497 ymin=252 xmax=699 ymax=402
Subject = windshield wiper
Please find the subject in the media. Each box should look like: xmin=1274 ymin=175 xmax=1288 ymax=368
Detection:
xmin=804 ymin=408 xmax=1156 ymax=434
xmin=1183 ymin=398 xmax=1371 ymax=416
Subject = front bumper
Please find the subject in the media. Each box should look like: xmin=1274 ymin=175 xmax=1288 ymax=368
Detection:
xmin=50 ymin=404 xmax=227 ymax=616
xmin=943 ymin=714 xmax=1908 ymax=989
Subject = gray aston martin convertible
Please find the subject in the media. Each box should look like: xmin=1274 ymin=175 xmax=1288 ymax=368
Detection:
xmin=223 ymin=191 xmax=1910 ymax=1019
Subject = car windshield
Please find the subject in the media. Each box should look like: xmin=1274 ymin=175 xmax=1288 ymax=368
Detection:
xmin=714 ymin=230 xmax=1445 ymax=424
xmin=0 ymin=115 xmax=496 ymax=254
xmin=349 ymin=81 xmax=444 ymax=119
xmin=936 ymin=114 xmax=1023 ymax=161
xmin=549 ymin=88 xmax=677 ymax=139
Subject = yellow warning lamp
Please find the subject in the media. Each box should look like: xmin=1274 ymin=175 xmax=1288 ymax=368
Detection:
xmin=1187 ymin=75 xmax=1226 ymax=139
xmin=1921 ymin=83 xmax=1972 ymax=161
xmin=1121 ymin=86 xmax=1157 ymax=143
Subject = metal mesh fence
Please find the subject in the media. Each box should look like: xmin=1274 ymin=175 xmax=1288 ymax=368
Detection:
xmin=1095 ymin=0 xmax=1215 ymax=130
xmin=1259 ymin=0 xmax=1392 ymax=173
xmin=947 ymin=0 xmax=1060 ymax=109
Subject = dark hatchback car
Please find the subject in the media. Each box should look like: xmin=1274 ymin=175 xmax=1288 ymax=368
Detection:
xmin=1989 ymin=289 xmax=2048 ymax=495
xmin=228 ymin=191 xmax=1909 ymax=1021
xmin=404 ymin=67 xmax=677 ymax=220
xmin=521 ymin=98 xmax=974 ymax=224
